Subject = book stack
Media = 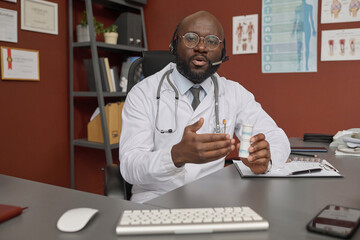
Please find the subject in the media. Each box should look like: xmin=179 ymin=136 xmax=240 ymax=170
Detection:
xmin=83 ymin=58 xmax=122 ymax=92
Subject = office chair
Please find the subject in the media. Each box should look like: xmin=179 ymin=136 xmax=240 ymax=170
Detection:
xmin=104 ymin=50 xmax=176 ymax=200
xmin=127 ymin=50 xmax=176 ymax=92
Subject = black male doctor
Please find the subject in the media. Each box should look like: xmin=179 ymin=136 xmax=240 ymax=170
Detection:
xmin=119 ymin=11 xmax=290 ymax=203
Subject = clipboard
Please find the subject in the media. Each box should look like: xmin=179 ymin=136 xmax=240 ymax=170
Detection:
xmin=234 ymin=158 xmax=342 ymax=178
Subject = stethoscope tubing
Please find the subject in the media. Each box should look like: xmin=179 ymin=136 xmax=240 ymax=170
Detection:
xmin=155 ymin=68 xmax=220 ymax=134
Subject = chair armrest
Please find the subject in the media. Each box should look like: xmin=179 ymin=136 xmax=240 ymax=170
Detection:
xmin=104 ymin=164 xmax=132 ymax=200
xmin=127 ymin=57 xmax=143 ymax=93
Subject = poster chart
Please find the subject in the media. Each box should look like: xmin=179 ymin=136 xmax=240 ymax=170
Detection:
xmin=321 ymin=0 xmax=360 ymax=24
xmin=321 ymin=28 xmax=360 ymax=61
xmin=232 ymin=14 xmax=258 ymax=55
xmin=262 ymin=0 xmax=318 ymax=73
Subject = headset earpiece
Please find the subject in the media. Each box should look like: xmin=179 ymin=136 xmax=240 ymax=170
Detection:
xmin=169 ymin=24 xmax=180 ymax=55
xmin=221 ymin=39 xmax=227 ymax=60
xmin=169 ymin=38 xmax=177 ymax=55
xmin=169 ymin=42 xmax=174 ymax=54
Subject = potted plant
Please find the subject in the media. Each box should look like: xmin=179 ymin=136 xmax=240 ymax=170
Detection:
xmin=103 ymin=24 xmax=118 ymax=44
xmin=76 ymin=11 xmax=104 ymax=42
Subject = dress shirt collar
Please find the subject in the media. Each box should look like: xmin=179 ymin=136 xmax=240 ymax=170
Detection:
xmin=172 ymin=66 xmax=212 ymax=96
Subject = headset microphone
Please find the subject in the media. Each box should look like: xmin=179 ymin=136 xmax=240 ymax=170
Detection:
xmin=211 ymin=56 xmax=229 ymax=66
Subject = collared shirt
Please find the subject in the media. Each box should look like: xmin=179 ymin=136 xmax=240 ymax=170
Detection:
xmin=172 ymin=67 xmax=212 ymax=104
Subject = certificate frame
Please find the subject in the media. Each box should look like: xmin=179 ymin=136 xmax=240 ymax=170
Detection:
xmin=1 ymin=46 xmax=40 ymax=81
xmin=21 ymin=0 xmax=58 ymax=35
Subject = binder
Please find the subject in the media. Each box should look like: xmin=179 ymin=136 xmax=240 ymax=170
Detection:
xmin=87 ymin=102 xmax=125 ymax=144
xmin=104 ymin=57 xmax=114 ymax=92
xmin=99 ymin=58 xmax=111 ymax=92
xmin=83 ymin=58 xmax=110 ymax=92
xmin=115 ymin=12 xmax=142 ymax=46
xmin=111 ymin=66 xmax=121 ymax=92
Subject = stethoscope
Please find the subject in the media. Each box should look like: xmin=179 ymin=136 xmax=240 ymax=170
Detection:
xmin=155 ymin=69 xmax=220 ymax=134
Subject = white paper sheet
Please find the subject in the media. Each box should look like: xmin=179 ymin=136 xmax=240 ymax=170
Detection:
xmin=0 ymin=8 xmax=17 ymax=43
xmin=234 ymin=159 xmax=342 ymax=177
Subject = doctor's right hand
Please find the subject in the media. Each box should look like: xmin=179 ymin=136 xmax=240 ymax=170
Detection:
xmin=171 ymin=118 xmax=235 ymax=167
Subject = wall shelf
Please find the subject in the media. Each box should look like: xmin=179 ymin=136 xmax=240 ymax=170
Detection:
xmin=73 ymin=41 xmax=146 ymax=53
xmin=69 ymin=0 xmax=147 ymax=189
xmin=73 ymin=91 xmax=127 ymax=97
xmin=74 ymin=139 xmax=120 ymax=149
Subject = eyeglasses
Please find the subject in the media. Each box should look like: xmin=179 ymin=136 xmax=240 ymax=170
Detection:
xmin=179 ymin=32 xmax=223 ymax=50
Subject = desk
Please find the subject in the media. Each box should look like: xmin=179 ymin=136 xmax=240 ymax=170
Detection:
xmin=147 ymin=138 xmax=360 ymax=239
xmin=0 ymin=175 xmax=161 ymax=240
xmin=1 ymin=138 xmax=359 ymax=240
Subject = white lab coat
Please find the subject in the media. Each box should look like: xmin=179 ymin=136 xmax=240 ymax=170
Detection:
xmin=119 ymin=63 xmax=290 ymax=203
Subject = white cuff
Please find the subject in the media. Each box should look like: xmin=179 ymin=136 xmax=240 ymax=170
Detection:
xmin=266 ymin=159 xmax=272 ymax=173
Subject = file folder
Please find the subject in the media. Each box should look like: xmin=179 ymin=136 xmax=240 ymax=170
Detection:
xmin=87 ymin=102 xmax=125 ymax=144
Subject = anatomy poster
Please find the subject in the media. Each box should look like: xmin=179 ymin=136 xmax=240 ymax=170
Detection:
xmin=262 ymin=0 xmax=318 ymax=73
xmin=232 ymin=14 xmax=258 ymax=55
xmin=321 ymin=28 xmax=360 ymax=61
xmin=321 ymin=0 xmax=360 ymax=23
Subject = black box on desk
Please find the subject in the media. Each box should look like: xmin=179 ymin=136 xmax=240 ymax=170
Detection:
xmin=115 ymin=12 xmax=142 ymax=47
xmin=125 ymin=0 xmax=147 ymax=5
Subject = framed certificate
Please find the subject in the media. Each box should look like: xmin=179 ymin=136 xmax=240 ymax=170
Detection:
xmin=1 ymin=46 xmax=40 ymax=81
xmin=21 ymin=0 xmax=58 ymax=35
xmin=0 ymin=8 xmax=17 ymax=43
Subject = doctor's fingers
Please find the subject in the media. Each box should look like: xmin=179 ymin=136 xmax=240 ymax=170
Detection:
xmin=242 ymin=157 xmax=269 ymax=174
xmin=249 ymin=158 xmax=269 ymax=174
xmin=196 ymin=138 xmax=235 ymax=152
xmin=248 ymin=148 xmax=271 ymax=162
xmin=250 ymin=133 xmax=266 ymax=144
xmin=196 ymin=133 xmax=231 ymax=143
xmin=195 ymin=146 xmax=234 ymax=163
xmin=248 ymin=138 xmax=269 ymax=155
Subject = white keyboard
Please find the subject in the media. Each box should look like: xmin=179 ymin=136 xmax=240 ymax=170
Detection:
xmin=116 ymin=206 xmax=269 ymax=235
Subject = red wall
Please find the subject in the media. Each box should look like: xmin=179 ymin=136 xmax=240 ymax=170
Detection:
xmin=0 ymin=1 xmax=70 ymax=186
xmin=0 ymin=0 xmax=359 ymax=195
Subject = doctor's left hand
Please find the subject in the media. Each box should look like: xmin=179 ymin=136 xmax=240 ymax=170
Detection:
xmin=238 ymin=133 xmax=271 ymax=174
xmin=171 ymin=118 xmax=235 ymax=167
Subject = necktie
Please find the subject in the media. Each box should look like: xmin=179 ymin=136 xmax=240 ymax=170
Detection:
xmin=190 ymin=86 xmax=201 ymax=110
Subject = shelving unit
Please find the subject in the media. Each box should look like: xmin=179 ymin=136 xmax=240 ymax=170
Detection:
xmin=69 ymin=0 xmax=147 ymax=188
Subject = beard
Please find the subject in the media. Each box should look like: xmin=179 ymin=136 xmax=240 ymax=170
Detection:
xmin=176 ymin=54 xmax=220 ymax=84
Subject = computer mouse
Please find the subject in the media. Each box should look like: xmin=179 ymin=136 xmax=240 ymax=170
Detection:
xmin=57 ymin=208 xmax=98 ymax=232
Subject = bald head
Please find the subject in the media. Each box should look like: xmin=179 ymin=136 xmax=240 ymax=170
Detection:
xmin=177 ymin=11 xmax=224 ymax=40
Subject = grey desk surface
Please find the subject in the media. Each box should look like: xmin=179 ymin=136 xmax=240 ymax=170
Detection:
xmin=1 ymin=138 xmax=359 ymax=240
xmin=0 ymin=175 xmax=162 ymax=240
xmin=146 ymin=138 xmax=360 ymax=239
